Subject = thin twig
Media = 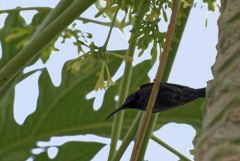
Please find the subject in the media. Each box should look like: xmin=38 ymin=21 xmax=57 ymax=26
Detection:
xmin=0 ymin=7 xmax=126 ymax=28
xmin=130 ymin=0 xmax=180 ymax=160
xmin=0 ymin=7 xmax=50 ymax=14
xmin=77 ymin=16 xmax=131 ymax=27
xmin=77 ymin=17 xmax=113 ymax=27
xmin=103 ymin=8 xmax=119 ymax=49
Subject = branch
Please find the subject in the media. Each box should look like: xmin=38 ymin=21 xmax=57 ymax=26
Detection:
xmin=0 ymin=7 xmax=124 ymax=28
xmin=103 ymin=8 xmax=119 ymax=49
xmin=77 ymin=17 xmax=114 ymax=27
xmin=77 ymin=17 xmax=131 ymax=28
xmin=130 ymin=0 xmax=180 ymax=160
xmin=0 ymin=7 xmax=50 ymax=14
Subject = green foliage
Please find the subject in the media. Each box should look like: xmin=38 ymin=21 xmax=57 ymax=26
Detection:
xmin=61 ymin=23 xmax=93 ymax=54
xmin=0 ymin=10 xmax=54 ymax=64
xmin=98 ymin=0 xmax=171 ymax=62
xmin=67 ymin=54 xmax=97 ymax=75
xmin=203 ymin=0 xmax=216 ymax=11
xmin=0 ymin=11 xmax=27 ymax=67
xmin=0 ymin=8 xmax=93 ymax=65
xmin=34 ymin=142 xmax=104 ymax=161
xmin=0 ymin=56 xmax=143 ymax=159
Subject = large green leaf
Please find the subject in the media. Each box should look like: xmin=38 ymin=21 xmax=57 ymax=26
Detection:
xmin=0 ymin=56 xmax=151 ymax=159
xmin=34 ymin=142 xmax=104 ymax=161
xmin=0 ymin=11 xmax=49 ymax=97
xmin=0 ymin=11 xmax=49 ymax=67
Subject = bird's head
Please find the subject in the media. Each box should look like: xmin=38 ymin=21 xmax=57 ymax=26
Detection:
xmin=105 ymin=92 xmax=141 ymax=120
xmin=122 ymin=92 xmax=140 ymax=108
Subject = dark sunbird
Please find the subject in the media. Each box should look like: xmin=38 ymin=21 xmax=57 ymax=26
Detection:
xmin=106 ymin=83 xmax=205 ymax=120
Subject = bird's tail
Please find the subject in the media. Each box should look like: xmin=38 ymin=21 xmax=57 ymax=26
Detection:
xmin=197 ymin=88 xmax=206 ymax=97
xmin=105 ymin=105 xmax=126 ymax=120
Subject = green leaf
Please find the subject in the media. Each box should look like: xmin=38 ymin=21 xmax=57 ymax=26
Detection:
xmin=156 ymin=98 xmax=203 ymax=131
xmin=205 ymin=18 xmax=208 ymax=28
xmin=0 ymin=56 xmax=151 ymax=159
xmin=162 ymin=9 xmax=168 ymax=22
xmin=0 ymin=11 xmax=49 ymax=67
xmin=150 ymin=40 xmax=157 ymax=64
xmin=0 ymin=11 xmax=26 ymax=67
xmin=0 ymin=11 xmax=50 ymax=97
xmin=31 ymin=11 xmax=49 ymax=27
xmin=203 ymin=0 xmax=216 ymax=11
xmin=34 ymin=142 xmax=104 ymax=161
xmin=182 ymin=0 xmax=193 ymax=8
xmin=31 ymin=11 xmax=57 ymax=63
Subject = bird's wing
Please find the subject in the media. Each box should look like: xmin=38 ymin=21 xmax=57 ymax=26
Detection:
xmin=162 ymin=83 xmax=188 ymax=89
xmin=140 ymin=82 xmax=171 ymax=88
xmin=140 ymin=82 xmax=188 ymax=91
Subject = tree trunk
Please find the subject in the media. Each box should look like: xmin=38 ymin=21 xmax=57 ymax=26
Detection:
xmin=195 ymin=1 xmax=240 ymax=161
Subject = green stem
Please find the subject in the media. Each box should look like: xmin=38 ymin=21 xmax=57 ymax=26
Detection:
xmin=77 ymin=17 xmax=113 ymax=27
xmin=78 ymin=16 xmax=131 ymax=27
xmin=0 ymin=6 xmax=123 ymax=27
xmin=0 ymin=0 xmax=96 ymax=90
xmin=95 ymin=2 xmax=122 ymax=28
xmin=103 ymin=8 xmax=119 ymax=49
xmin=32 ymin=0 xmax=73 ymax=38
xmin=151 ymin=135 xmax=192 ymax=161
xmin=107 ymin=51 xmax=133 ymax=161
xmin=110 ymin=112 xmax=142 ymax=161
xmin=107 ymin=1 xmax=145 ymax=160
xmin=107 ymin=52 xmax=133 ymax=62
xmin=137 ymin=114 xmax=158 ymax=161
xmin=0 ymin=7 xmax=50 ymax=14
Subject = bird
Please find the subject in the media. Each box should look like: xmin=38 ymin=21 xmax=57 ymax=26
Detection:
xmin=105 ymin=82 xmax=206 ymax=119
